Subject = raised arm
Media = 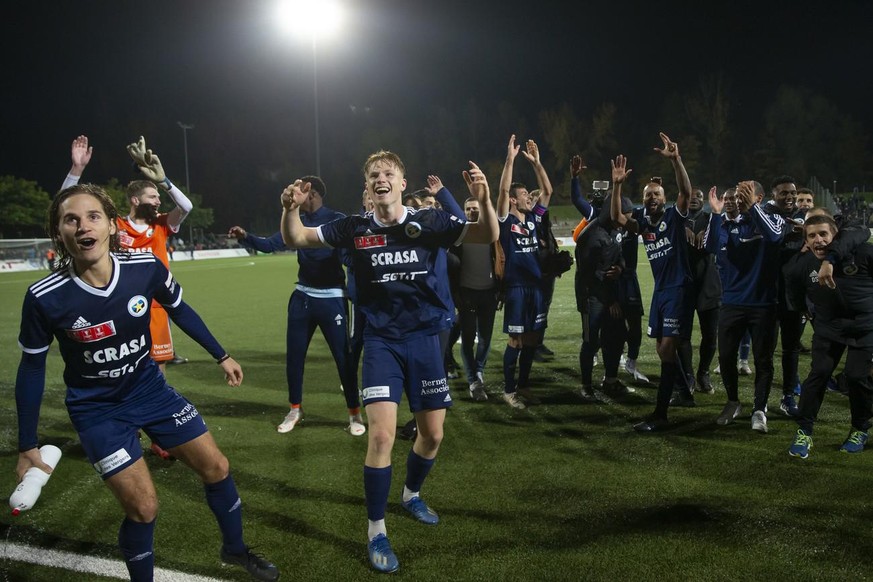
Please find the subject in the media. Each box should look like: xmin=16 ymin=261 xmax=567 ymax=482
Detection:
xmin=280 ymin=180 xmax=326 ymax=248
xmin=126 ymin=136 xmax=193 ymax=230
xmin=570 ymin=155 xmax=594 ymax=218
xmin=461 ymin=162 xmax=498 ymax=244
xmin=61 ymin=135 xmax=93 ymax=190
xmin=610 ymin=155 xmax=636 ymax=232
xmin=654 ymin=132 xmax=691 ymax=214
xmin=497 ymin=134 xmax=520 ymax=218
xmin=228 ymin=226 xmax=287 ymax=253
xmin=427 ymin=175 xmax=464 ymax=219
xmin=702 ymin=186 xmax=724 ymax=254
xmin=740 ymin=181 xmax=785 ymax=243
xmin=521 ymin=139 xmax=553 ymax=208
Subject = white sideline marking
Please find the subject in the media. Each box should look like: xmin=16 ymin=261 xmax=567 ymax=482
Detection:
xmin=0 ymin=541 xmax=229 ymax=581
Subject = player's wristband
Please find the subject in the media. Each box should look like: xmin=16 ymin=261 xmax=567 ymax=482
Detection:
xmin=160 ymin=178 xmax=173 ymax=191
xmin=216 ymin=354 xmax=231 ymax=365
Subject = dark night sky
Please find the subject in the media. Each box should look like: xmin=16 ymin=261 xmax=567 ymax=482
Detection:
xmin=3 ymin=0 xmax=872 ymax=230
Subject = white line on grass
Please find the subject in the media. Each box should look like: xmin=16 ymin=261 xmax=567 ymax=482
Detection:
xmin=0 ymin=541 xmax=229 ymax=581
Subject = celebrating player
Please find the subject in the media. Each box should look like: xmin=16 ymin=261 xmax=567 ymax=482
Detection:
xmin=15 ymin=184 xmax=278 ymax=581
xmin=279 ymin=151 xmax=497 ymax=573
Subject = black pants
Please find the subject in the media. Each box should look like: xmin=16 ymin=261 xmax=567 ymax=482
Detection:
xmin=580 ymin=296 xmax=625 ymax=385
xmin=623 ymin=304 xmax=644 ymax=361
xmin=718 ymin=304 xmax=778 ymax=412
xmin=798 ymin=334 xmax=873 ymax=434
xmin=458 ymin=287 xmax=498 ymax=383
xmin=678 ymin=306 xmax=719 ymax=383
xmin=777 ymin=305 xmax=804 ymax=393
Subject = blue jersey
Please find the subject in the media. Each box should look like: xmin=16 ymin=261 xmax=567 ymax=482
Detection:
xmin=499 ymin=207 xmax=543 ymax=287
xmin=317 ymin=206 xmax=467 ymax=340
xmin=632 ymin=205 xmax=692 ymax=291
xmin=299 ymin=206 xmax=347 ymax=289
xmin=703 ymin=205 xmax=785 ymax=306
xmin=239 ymin=206 xmax=347 ymax=291
xmin=17 ymin=254 xmax=220 ymax=430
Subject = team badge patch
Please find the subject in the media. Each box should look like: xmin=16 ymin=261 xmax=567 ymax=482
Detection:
xmin=511 ymin=224 xmax=529 ymax=236
xmin=659 ymin=221 xmax=667 ymax=232
xmin=843 ymin=263 xmax=858 ymax=275
xmin=355 ymin=234 xmax=387 ymax=249
xmin=146 ymin=228 xmax=154 ymax=238
xmin=643 ymin=233 xmax=656 ymax=242
xmin=65 ymin=320 xmax=117 ymax=343
xmin=405 ymin=222 xmax=422 ymax=238
xmin=119 ymin=232 xmax=134 ymax=247
xmin=128 ymin=295 xmax=149 ymax=317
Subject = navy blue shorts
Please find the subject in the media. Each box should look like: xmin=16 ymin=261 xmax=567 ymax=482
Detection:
xmin=502 ymin=285 xmax=547 ymax=334
xmin=361 ymin=334 xmax=453 ymax=412
xmin=78 ymin=385 xmax=208 ymax=480
xmin=647 ymin=287 xmax=693 ymax=339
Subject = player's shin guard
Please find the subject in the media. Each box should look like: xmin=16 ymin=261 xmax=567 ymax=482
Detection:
xmin=364 ymin=465 xmax=392 ymax=521
xmin=503 ymin=346 xmax=520 ymax=391
xmin=118 ymin=517 xmax=155 ymax=582
xmin=204 ymin=475 xmax=245 ymax=555
xmin=518 ymin=346 xmax=536 ymax=388
xmin=404 ymin=450 xmax=435 ymax=495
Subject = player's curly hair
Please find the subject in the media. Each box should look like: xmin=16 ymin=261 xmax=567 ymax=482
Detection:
xmin=47 ymin=184 xmax=123 ymax=273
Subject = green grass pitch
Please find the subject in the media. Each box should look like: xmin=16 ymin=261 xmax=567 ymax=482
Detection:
xmin=1 ymin=250 xmax=872 ymax=581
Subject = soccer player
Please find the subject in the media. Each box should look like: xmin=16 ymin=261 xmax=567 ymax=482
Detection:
xmin=576 ymin=194 xmax=634 ymax=400
xmin=497 ymin=134 xmax=554 ymax=409
xmin=703 ymin=183 xmax=785 ymax=431
xmin=63 ymin=136 xmax=194 ymax=373
xmin=609 ymin=132 xmax=695 ymax=432
xmin=15 ymin=184 xmax=278 ymax=582
xmin=763 ymin=175 xmax=805 ymax=416
xmin=456 ymin=196 xmax=498 ymax=401
xmin=796 ymin=188 xmax=815 ymax=213
xmin=784 ymin=214 xmax=873 ymax=458
xmin=279 ymin=152 xmax=497 ymax=573
xmin=569 ymin=155 xmax=648 ymax=383
xmin=63 ymin=135 xmax=195 ymax=460
xmin=227 ymin=177 xmax=365 ymax=437
xmin=679 ymin=188 xmax=721 ymax=395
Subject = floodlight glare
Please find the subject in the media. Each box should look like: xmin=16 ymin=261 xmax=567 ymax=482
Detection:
xmin=276 ymin=0 xmax=344 ymax=40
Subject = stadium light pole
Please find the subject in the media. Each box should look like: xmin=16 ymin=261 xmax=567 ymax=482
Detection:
xmin=276 ymin=0 xmax=344 ymax=177
xmin=177 ymin=121 xmax=194 ymax=249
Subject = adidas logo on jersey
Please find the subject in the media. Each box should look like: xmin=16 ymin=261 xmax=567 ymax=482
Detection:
xmin=72 ymin=316 xmax=92 ymax=329
xmin=334 ymin=314 xmax=343 ymax=325
xmin=809 ymin=270 xmax=819 ymax=283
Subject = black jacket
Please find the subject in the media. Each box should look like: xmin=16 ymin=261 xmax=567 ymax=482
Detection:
xmin=784 ymin=243 xmax=873 ymax=347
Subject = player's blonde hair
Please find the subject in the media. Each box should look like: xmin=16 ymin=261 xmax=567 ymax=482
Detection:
xmin=362 ymin=150 xmax=406 ymax=177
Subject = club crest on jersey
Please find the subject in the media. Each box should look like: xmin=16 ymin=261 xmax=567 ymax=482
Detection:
xmin=119 ymin=232 xmax=135 ymax=247
xmin=146 ymin=228 xmax=154 ymax=238
xmin=844 ymin=263 xmax=859 ymax=275
xmin=66 ymin=320 xmax=117 ymax=343
xmin=355 ymin=234 xmax=387 ymax=249
xmin=659 ymin=221 xmax=667 ymax=232
xmin=128 ymin=295 xmax=148 ymax=317
xmin=404 ymin=221 xmax=422 ymax=238
xmin=511 ymin=223 xmax=529 ymax=236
